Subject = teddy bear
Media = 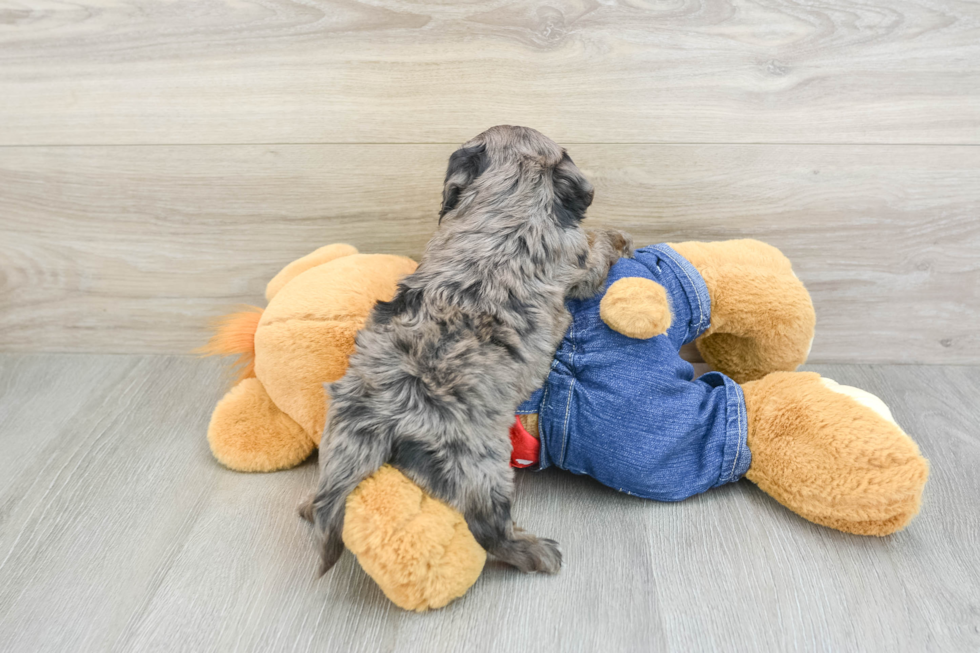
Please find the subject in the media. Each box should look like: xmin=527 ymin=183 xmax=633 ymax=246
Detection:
xmin=202 ymin=239 xmax=929 ymax=612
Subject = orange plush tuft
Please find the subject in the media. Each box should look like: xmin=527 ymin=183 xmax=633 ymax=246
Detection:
xmin=197 ymin=306 xmax=264 ymax=383
xmin=265 ymin=243 xmax=358 ymax=301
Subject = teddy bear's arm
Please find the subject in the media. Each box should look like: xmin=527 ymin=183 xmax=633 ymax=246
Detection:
xmin=599 ymin=277 xmax=673 ymax=339
xmin=265 ymin=243 xmax=359 ymax=301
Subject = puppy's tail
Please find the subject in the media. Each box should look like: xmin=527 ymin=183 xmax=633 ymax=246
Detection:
xmin=312 ymin=429 xmax=389 ymax=576
xmin=195 ymin=306 xmax=264 ymax=383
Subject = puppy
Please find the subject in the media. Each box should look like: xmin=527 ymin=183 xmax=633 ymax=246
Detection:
xmin=308 ymin=125 xmax=632 ymax=575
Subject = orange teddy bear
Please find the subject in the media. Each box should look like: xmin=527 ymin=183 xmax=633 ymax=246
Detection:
xmin=202 ymin=240 xmax=928 ymax=611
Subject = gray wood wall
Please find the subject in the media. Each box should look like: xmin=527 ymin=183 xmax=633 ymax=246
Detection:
xmin=1 ymin=0 xmax=978 ymax=363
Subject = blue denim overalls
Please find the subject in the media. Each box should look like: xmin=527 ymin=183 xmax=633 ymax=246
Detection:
xmin=516 ymin=244 xmax=751 ymax=501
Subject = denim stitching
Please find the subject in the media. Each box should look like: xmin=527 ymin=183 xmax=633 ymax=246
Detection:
xmin=558 ymin=318 xmax=577 ymax=467
xmin=728 ymin=382 xmax=744 ymax=483
xmin=559 ymin=379 xmax=575 ymax=467
xmin=663 ymin=246 xmax=707 ymax=337
xmin=654 ymin=245 xmax=707 ymax=341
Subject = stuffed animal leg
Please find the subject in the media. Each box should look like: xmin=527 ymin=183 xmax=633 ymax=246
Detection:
xmin=668 ymin=239 xmax=816 ymax=383
xmin=203 ymin=245 xmax=486 ymax=610
xmin=209 ymin=374 xmax=316 ymax=472
xmin=742 ymin=372 xmax=928 ymax=535
xmin=600 ymin=239 xmax=929 ymax=535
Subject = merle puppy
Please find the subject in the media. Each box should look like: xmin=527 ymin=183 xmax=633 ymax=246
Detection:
xmin=309 ymin=125 xmax=632 ymax=575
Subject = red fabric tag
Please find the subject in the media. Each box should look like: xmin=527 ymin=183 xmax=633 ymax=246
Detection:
xmin=509 ymin=417 xmax=540 ymax=468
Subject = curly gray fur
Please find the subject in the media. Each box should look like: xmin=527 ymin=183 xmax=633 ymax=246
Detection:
xmin=308 ymin=125 xmax=633 ymax=576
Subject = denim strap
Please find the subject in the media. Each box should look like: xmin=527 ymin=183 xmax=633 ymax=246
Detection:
xmin=647 ymin=244 xmax=712 ymax=344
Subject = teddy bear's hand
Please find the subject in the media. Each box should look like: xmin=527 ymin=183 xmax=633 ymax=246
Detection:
xmin=343 ymin=466 xmax=486 ymax=611
xmin=600 ymin=277 xmax=672 ymax=339
xmin=742 ymin=372 xmax=929 ymax=536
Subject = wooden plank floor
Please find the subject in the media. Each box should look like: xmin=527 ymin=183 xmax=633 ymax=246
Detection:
xmin=0 ymin=354 xmax=976 ymax=652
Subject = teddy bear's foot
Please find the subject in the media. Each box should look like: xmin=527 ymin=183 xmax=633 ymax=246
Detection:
xmin=208 ymin=377 xmax=316 ymax=472
xmin=742 ymin=372 xmax=929 ymax=536
xmin=343 ymin=465 xmax=486 ymax=611
xmin=670 ymin=240 xmax=816 ymax=383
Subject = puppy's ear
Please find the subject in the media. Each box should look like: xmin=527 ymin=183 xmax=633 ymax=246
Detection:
xmin=552 ymin=152 xmax=594 ymax=228
xmin=440 ymin=143 xmax=489 ymax=220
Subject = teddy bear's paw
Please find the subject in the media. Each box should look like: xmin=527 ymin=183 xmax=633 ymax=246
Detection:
xmin=207 ymin=377 xmax=316 ymax=472
xmin=343 ymin=466 xmax=486 ymax=611
xmin=817 ymin=377 xmax=895 ymax=422
xmin=742 ymin=372 xmax=929 ymax=537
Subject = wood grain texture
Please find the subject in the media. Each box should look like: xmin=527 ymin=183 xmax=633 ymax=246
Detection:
xmin=0 ymin=0 xmax=978 ymax=145
xmin=0 ymin=354 xmax=977 ymax=651
xmin=1 ymin=144 xmax=977 ymax=362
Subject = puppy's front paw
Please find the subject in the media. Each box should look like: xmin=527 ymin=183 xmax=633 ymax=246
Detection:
xmin=607 ymin=229 xmax=634 ymax=259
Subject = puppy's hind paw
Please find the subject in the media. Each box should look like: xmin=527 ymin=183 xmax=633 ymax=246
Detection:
xmin=498 ymin=535 xmax=562 ymax=574
xmin=531 ymin=538 xmax=562 ymax=574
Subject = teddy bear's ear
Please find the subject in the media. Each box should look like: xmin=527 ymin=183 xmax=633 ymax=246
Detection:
xmin=440 ymin=143 xmax=489 ymax=221
xmin=265 ymin=243 xmax=359 ymax=301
